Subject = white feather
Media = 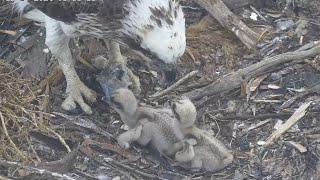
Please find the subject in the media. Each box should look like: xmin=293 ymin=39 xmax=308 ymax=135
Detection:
xmin=12 ymin=0 xmax=186 ymax=64
xmin=12 ymin=0 xmax=29 ymax=15
xmin=13 ymin=0 xmax=46 ymax=22
xmin=122 ymin=0 xmax=186 ymax=64
xmin=24 ymin=9 xmax=46 ymax=23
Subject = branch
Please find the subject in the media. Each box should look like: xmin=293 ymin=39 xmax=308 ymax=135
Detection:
xmin=0 ymin=160 xmax=75 ymax=180
xmin=183 ymin=44 xmax=320 ymax=100
xmin=193 ymin=0 xmax=259 ymax=49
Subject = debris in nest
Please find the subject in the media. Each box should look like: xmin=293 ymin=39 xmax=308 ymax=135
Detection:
xmin=265 ymin=101 xmax=313 ymax=146
xmin=53 ymin=112 xmax=114 ymax=138
xmin=1 ymin=0 xmax=320 ymax=179
xmin=285 ymin=141 xmax=307 ymax=153
xmin=0 ymin=60 xmax=70 ymax=167
xmin=0 ymin=159 xmax=75 ymax=180
xmin=79 ymin=139 xmax=133 ymax=160
xmin=149 ymin=70 xmax=198 ymax=99
xmin=245 ymin=118 xmax=272 ymax=132
xmin=184 ymin=43 xmax=320 ymax=100
xmin=0 ymin=29 xmax=17 ymax=36
xmin=193 ymin=0 xmax=259 ymax=49
xmin=275 ymin=18 xmax=295 ymax=31
xmin=280 ymin=82 xmax=320 ymax=109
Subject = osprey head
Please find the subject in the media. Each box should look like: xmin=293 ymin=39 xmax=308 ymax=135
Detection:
xmin=121 ymin=0 xmax=186 ymax=82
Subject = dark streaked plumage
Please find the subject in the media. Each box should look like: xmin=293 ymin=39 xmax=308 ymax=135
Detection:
xmin=13 ymin=0 xmax=186 ymax=114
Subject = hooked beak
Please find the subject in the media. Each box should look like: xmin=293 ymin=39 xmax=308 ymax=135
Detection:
xmin=131 ymin=50 xmax=177 ymax=83
xmin=154 ymin=60 xmax=177 ymax=83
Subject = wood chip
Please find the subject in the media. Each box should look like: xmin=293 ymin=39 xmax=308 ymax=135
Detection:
xmin=264 ymin=101 xmax=312 ymax=146
xmin=149 ymin=70 xmax=198 ymax=98
xmin=245 ymin=118 xmax=272 ymax=132
xmin=285 ymin=141 xmax=307 ymax=153
xmin=246 ymin=74 xmax=268 ymax=101
xmin=247 ymin=74 xmax=268 ymax=93
xmin=0 ymin=29 xmax=16 ymax=36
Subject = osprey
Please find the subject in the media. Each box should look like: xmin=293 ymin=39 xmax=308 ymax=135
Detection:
xmin=13 ymin=0 xmax=186 ymax=115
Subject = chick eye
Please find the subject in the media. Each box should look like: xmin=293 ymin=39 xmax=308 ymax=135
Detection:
xmin=172 ymin=103 xmax=177 ymax=110
xmin=172 ymin=103 xmax=181 ymax=122
xmin=113 ymin=102 xmax=122 ymax=108
xmin=109 ymin=97 xmax=122 ymax=108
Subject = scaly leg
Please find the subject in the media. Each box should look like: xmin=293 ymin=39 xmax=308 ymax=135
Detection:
xmin=93 ymin=40 xmax=141 ymax=94
xmin=45 ymin=17 xmax=96 ymax=114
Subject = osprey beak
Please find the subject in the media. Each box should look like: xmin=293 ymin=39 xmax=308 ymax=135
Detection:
xmin=154 ymin=60 xmax=177 ymax=83
xmin=131 ymin=49 xmax=178 ymax=83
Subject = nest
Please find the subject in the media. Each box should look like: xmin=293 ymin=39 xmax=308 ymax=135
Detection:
xmin=0 ymin=60 xmax=55 ymax=163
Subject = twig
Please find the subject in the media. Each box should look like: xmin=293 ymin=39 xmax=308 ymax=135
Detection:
xmin=280 ymin=82 xmax=320 ymax=109
xmin=0 ymin=112 xmax=27 ymax=161
xmin=0 ymin=160 xmax=75 ymax=180
xmin=245 ymin=119 xmax=272 ymax=132
xmin=80 ymin=139 xmax=131 ymax=159
xmin=12 ymin=18 xmax=33 ymax=29
xmin=184 ymin=44 xmax=320 ymax=100
xmin=0 ymin=29 xmax=16 ymax=36
xmin=94 ymin=158 xmax=135 ymax=180
xmin=45 ymin=127 xmax=71 ymax=153
xmin=264 ymin=101 xmax=313 ymax=146
xmin=218 ymin=113 xmax=293 ymax=121
xmin=149 ymin=70 xmax=198 ymax=98
xmin=0 ymin=24 xmax=31 ymax=58
xmin=159 ymin=171 xmax=188 ymax=179
xmin=0 ymin=175 xmax=13 ymax=180
xmin=104 ymin=158 xmax=169 ymax=180
xmin=193 ymin=0 xmax=259 ymax=49
xmin=5 ymin=28 xmax=44 ymax=63
xmin=52 ymin=112 xmax=114 ymax=138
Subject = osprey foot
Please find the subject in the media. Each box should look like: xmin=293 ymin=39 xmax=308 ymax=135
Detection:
xmin=61 ymin=80 xmax=97 ymax=115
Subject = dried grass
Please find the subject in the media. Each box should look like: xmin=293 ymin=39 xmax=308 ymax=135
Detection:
xmin=0 ymin=60 xmax=55 ymax=163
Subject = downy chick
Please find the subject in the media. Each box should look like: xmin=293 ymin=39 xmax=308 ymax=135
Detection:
xmin=109 ymin=88 xmax=185 ymax=156
xmin=176 ymin=127 xmax=234 ymax=172
xmin=116 ymin=109 xmax=185 ymax=157
xmin=170 ymin=97 xmax=197 ymax=129
xmin=108 ymin=88 xmax=172 ymax=128
xmin=170 ymin=98 xmax=234 ymax=172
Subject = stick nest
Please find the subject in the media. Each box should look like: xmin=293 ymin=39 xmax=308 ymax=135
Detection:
xmin=0 ymin=60 xmax=53 ymax=163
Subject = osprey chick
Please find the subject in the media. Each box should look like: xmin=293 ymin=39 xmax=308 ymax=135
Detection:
xmin=13 ymin=0 xmax=186 ymax=114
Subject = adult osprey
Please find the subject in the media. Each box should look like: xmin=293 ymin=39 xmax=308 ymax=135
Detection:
xmin=13 ymin=0 xmax=186 ymax=114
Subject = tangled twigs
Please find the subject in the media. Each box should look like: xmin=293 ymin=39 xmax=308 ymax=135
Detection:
xmin=184 ymin=44 xmax=320 ymax=100
xmin=0 ymin=111 xmax=28 ymax=161
xmin=193 ymin=0 xmax=259 ymax=49
xmin=149 ymin=70 xmax=198 ymax=99
xmin=0 ymin=60 xmax=65 ymax=163
xmin=0 ymin=160 xmax=75 ymax=180
xmin=98 ymin=158 xmax=169 ymax=180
